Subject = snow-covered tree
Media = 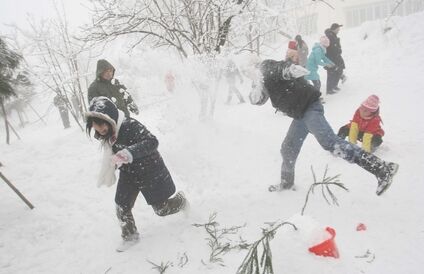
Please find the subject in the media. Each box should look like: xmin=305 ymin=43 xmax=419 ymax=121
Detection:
xmin=0 ymin=37 xmax=22 ymax=144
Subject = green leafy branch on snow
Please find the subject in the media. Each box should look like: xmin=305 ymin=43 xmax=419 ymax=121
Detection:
xmin=301 ymin=165 xmax=348 ymax=216
xmin=192 ymin=212 xmax=250 ymax=266
xmin=236 ymin=220 xmax=297 ymax=274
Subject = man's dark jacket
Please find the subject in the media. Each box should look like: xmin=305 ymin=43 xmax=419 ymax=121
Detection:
xmin=325 ymin=29 xmax=345 ymax=69
xmin=260 ymin=59 xmax=321 ymax=119
xmin=88 ymin=59 xmax=133 ymax=117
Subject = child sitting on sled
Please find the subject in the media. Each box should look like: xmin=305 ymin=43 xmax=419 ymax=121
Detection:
xmin=337 ymin=95 xmax=384 ymax=153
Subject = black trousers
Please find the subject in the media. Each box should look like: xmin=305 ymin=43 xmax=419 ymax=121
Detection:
xmin=58 ymin=107 xmax=70 ymax=128
xmin=326 ymin=67 xmax=343 ymax=92
xmin=337 ymin=125 xmax=383 ymax=149
xmin=114 ymin=179 xmax=184 ymax=239
xmin=311 ymin=80 xmax=321 ymax=91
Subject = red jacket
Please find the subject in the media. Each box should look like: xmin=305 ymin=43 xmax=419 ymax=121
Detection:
xmin=348 ymin=109 xmax=384 ymax=136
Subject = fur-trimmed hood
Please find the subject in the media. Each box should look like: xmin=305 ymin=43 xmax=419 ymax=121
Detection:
xmin=85 ymin=96 xmax=125 ymax=142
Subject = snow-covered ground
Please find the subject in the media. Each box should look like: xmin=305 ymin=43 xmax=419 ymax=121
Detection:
xmin=1 ymin=12 xmax=424 ymax=274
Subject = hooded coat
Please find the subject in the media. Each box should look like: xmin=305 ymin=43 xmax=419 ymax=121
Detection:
xmin=305 ymin=43 xmax=334 ymax=81
xmin=260 ymin=59 xmax=321 ymax=119
xmin=85 ymin=97 xmax=175 ymax=205
xmin=324 ymin=29 xmax=345 ymax=69
xmin=87 ymin=59 xmax=133 ymax=117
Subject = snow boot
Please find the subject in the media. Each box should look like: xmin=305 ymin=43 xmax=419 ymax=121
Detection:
xmin=269 ymin=172 xmax=294 ymax=192
xmin=116 ymin=205 xmax=140 ymax=252
xmin=116 ymin=232 xmax=140 ymax=252
xmin=152 ymin=191 xmax=187 ymax=216
xmin=116 ymin=205 xmax=139 ymax=240
xmin=356 ymin=152 xmax=399 ymax=195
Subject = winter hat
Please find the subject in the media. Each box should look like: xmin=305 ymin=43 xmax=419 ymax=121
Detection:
xmin=330 ymin=23 xmax=343 ymax=30
xmin=288 ymin=40 xmax=297 ymax=50
xmin=96 ymin=59 xmax=115 ymax=79
xmin=361 ymin=95 xmax=380 ymax=112
xmin=85 ymin=96 xmax=119 ymax=134
xmin=319 ymin=36 xmax=330 ymax=47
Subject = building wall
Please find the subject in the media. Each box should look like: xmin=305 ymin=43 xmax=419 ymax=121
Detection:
xmin=344 ymin=0 xmax=424 ymax=27
xmin=292 ymin=0 xmax=424 ymax=35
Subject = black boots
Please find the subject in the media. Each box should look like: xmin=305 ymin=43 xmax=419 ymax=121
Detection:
xmin=115 ymin=192 xmax=187 ymax=251
xmin=356 ymin=151 xmax=399 ymax=195
xmin=116 ymin=206 xmax=139 ymax=252
xmin=152 ymin=191 xmax=187 ymax=216
xmin=116 ymin=205 xmax=139 ymax=241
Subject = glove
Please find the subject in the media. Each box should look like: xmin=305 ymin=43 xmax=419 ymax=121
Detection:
xmin=289 ymin=64 xmax=309 ymax=78
xmin=348 ymin=122 xmax=359 ymax=145
xmin=249 ymin=79 xmax=269 ymax=106
xmin=282 ymin=64 xmax=309 ymax=79
xmin=111 ymin=149 xmax=133 ymax=168
xmin=362 ymin=133 xmax=373 ymax=153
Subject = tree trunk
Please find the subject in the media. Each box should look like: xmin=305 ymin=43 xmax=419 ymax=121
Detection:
xmin=1 ymin=99 xmax=10 ymax=145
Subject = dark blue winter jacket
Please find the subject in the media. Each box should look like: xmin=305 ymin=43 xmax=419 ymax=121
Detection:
xmin=113 ymin=118 xmax=175 ymax=205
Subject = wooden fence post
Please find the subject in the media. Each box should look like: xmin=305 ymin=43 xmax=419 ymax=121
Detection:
xmin=0 ymin=172 xmax=34 ymax=209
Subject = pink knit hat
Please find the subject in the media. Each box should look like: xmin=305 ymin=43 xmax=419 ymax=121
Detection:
xmin=320 ymin=36 xmax=330 ymax=47
xmin=361 ymin=95 xmax=380 ymax=112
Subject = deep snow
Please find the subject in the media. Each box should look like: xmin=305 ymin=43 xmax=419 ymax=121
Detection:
xmin=1 ymin=11 xmax=424 ymax=274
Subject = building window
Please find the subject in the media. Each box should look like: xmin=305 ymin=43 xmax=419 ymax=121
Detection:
xmin=344 ymin=0 xmax=424 ymax=28
xmin=375 ymin=5 xmax=382 ymax=18
xmin=297 ymin=13 xmax=318 ymax=35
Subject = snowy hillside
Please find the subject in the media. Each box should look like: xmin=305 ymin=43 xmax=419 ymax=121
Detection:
xmin=1 ymin=12 xmax=424 ymax=274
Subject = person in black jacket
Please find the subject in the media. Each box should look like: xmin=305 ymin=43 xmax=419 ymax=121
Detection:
xmin=88 ymin=59 xmax=139 ymax=117
xmin=250 ymin=59 xmax=398 ymax=196
xmin=85 ymin=97 xmax=187 ymax=251
xmin=53 ymin=93 xmax=70 ymax=129
xmin=325 ymin=23 xmax=345 ymax=94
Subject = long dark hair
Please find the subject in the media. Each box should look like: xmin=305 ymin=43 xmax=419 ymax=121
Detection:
xmin=295 ymin=35 xmax=304 ymax=49
xmin=86 ymin=116 xmax=113 ymax=140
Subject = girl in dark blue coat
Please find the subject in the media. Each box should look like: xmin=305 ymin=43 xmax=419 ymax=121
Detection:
xmin=85 ymin=97 xmax=186 ymax=250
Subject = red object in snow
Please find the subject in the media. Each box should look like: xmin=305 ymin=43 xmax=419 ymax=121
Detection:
xmin=164 ymin=71 xmax=175 ymax=93
xmin=356 ymin=223 xmax=367 ymax=231
xmin=308 ymin=227 xmax=340 ymax=259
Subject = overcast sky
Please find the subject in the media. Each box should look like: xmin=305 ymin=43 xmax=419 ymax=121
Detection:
xmin=0 ymin=0 xmax=90 ymax=33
